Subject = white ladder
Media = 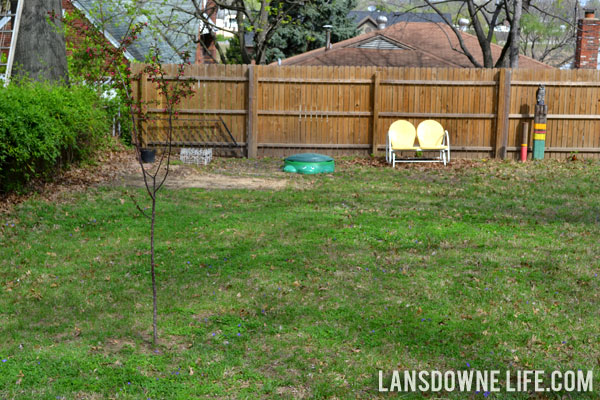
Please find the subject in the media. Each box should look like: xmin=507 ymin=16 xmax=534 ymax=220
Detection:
xmin=0 ymin=0 xmax=23 ymax=84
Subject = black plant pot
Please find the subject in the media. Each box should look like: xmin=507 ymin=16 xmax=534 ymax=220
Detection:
xmin=140 ymin=148 xmax=156 ymax=163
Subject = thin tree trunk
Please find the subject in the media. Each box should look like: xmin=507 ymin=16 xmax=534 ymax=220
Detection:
xmin=236 ymin=10 xmax=251 ymax=64
xmin=254 ymin=0 xmax=269 ymax=64
xmin=510 ymin=0 xmax=522 ymax=68
xmin=150 ymin=194 xmax=158 ymax=344
xmin=467 ymin=0 xmax=494 ymax=67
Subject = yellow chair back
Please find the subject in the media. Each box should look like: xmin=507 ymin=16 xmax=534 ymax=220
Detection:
xmin=417 ymin=120 xmax=445 ymax=148
xmin=388 ymin=120 xmax=417 ymax=149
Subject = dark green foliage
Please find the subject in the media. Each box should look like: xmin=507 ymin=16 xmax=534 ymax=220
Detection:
xmin=225 ymin=0 xmax=359 ymax=64
xmin=265 ymin=0 xmax=358 ymax=63
xmin=225 ymin=35 xmax=245 ymax=65
xmin=0 ymin=82 xmax=110 ymax=192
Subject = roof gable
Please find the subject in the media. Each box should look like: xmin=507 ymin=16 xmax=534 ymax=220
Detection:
xmin=356 ymin=16 xmax=377 ymax=30
xmin=351 ymin=35 xmax=413 ymax=50
xmin=348 ymin=11 xmax=450 ymax=25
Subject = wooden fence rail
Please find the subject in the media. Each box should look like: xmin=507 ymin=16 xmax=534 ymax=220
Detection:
xmin=131 ymin=64 xmax=600 ymax=159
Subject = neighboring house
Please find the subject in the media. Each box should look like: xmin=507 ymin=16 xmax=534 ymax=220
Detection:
xmin=242 ymin=11 xmax=449 ymax=58
xmin=216 ymin=8 xmax=237 ymax=38
xmin=348 ymin=11 xmax=450 ymax=34
xmin=63 ymin=0 xmax=220 ymax=64
xmin=276 ymin=20 xmax=552 ymax=69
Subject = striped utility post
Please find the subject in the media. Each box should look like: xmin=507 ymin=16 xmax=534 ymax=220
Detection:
xmin=520 ymin=122 xmax=529 ymax=162
xmin=532 ymin=85 xmax=547 ymax=160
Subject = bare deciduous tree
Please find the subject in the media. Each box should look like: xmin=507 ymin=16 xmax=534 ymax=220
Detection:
xmin=392 ymin=0 xmax=579 ymax=68
xmin=418 ymin=0 xmax=519 ymax=68
xmin=519 ymin=0 xmax=578 ymax=67
xmin=56 ymin=3 xmax=196 ymax=345
xmin=145 ymin=0 xmax=312 ymax=64
xmin=125 ymin=56 xmax=194 ymax=344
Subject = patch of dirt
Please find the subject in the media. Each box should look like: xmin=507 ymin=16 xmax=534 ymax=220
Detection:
xmin=113 ymin=163 xmax=288 ymax=190
xmin=101 ymin=337 xmax=138 ymax=354
xmin=276 ymin=385 xmax=310 ymax=398
xmin=94 ymin=332 xmax=194 ymax=355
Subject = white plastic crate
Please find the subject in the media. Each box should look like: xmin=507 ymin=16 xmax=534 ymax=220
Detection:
xmin=180 ymin=148 xmax=213 ymax=165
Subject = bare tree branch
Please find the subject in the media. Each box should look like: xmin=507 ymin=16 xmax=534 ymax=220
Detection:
xmin=421 ymin=0 xmax=485 ymax=67
xmin=146 ymin=0 xmax=313 ymax=64
xmin=528 ymin=3 xmax=575 ymax=27
xmin=126 ymin=191 xmax=152 ymax=219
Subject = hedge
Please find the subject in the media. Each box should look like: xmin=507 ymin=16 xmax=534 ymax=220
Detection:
xmin=0 ymin=82 xmax=111 ymax=192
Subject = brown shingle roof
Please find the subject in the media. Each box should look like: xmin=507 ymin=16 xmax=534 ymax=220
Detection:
xmin=276 ymin=22 xmax=552 ymax=69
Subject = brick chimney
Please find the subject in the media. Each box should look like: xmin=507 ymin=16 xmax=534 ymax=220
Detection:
xmin=195 ymin=0 xmax=218 ymax=64
xmin=574 ymin=9 xmax=600 ymax=69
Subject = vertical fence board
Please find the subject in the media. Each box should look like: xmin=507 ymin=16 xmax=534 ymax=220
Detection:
xmin=246 ymin=65 xmax=257 ymax=158
xmin=495 ymin=68 xmax=511 ymax=159
xmin=371 ymin=71 xmax=380 ymax=154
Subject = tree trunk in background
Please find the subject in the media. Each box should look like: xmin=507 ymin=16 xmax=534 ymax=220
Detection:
xmin=510 ymin=0 xmax=523 ymax=68
xmin=10 ymin=0 xmax=68 ymax=83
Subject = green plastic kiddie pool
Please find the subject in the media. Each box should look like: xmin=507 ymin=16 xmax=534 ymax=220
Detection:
xmin=283 ymin=153 xmax=335 ymax=174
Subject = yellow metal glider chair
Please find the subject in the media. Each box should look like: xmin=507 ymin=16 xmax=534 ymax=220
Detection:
xmin=386 ymin=120 xmax=419 ymax=167
xmin=416 ymin=120 xmax=450 ymax=166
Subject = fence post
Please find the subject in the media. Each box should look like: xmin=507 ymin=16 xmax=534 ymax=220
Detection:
xmin=494 ymin=68 xmax=512 ymax=159
xmin=371 ymin=71 xmax=380 ymax=155
xmin=246 ymin=65 xmax=258 ymax=158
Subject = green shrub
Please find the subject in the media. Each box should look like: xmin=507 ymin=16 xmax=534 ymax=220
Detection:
xmin=0 ymin=81 xmax=111 ymax=192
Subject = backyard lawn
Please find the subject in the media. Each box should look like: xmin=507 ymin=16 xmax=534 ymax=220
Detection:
xmin=0 ymin=157 xmax=599 ymax=399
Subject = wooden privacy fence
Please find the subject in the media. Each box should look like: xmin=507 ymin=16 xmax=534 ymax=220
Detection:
xmin=131 ymin=64 xmax=600 ymax=159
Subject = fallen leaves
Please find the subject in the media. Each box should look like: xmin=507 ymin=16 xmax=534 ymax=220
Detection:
xmin=0 ymin=139 xmax=136 ymax=213
xmin=29 ymin=288 xmax=42 ymax=300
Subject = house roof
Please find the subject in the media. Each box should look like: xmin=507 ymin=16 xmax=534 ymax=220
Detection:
xmin=276 ymin=21 xmax=552 ymax=69
xmin=348 ymin=11 xmax=449 ymax=27
xmin=72 ymin=0 xmax=202 ymax=63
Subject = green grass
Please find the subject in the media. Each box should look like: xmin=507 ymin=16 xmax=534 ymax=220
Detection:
xmin=1 ymin=159 xmax=599 ymax=399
